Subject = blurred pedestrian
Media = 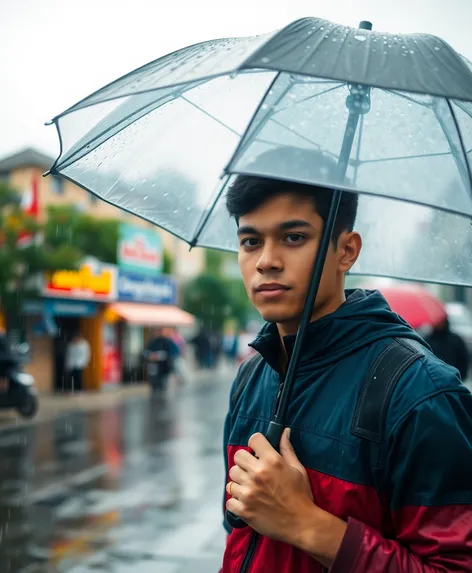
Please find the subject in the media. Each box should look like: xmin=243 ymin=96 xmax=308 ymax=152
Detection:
xmin=65 ymin=331 xmax=90 ymax=392
xmin=425 ymin=317 xmax=469 ymax=380
xmin=165 ymin=327 xmax=190 ymax=387
xmin=144 ymin=327 xmax=178 ymax=393
xmin=223 ymin=330 xmax=239 ymax=365
xmin=191 ymin=328 xmax=212 ymax=369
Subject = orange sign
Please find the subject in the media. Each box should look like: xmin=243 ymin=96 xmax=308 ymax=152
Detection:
xmin=44 ymin=263 xmax=117 ymax=301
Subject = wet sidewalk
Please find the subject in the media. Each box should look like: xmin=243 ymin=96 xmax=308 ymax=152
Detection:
xmin=0 ymin=365 xmax=230 ymax=432
xmin=0 ymin=368 xmax=235 ymax=573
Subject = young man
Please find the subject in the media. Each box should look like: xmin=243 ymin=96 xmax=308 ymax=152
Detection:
xmin=221 ymin=174 xmax=472 ymax=572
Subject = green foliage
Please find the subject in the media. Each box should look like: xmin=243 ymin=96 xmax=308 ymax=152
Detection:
xmin=45 ymin=204 xmax=173 ymax=273
xmin=182 ymin=273 xmax=230 ymax=331
xmin=183 ymin=249 xmax=252 ymax=332
xmin=45 ymin=205 xmax=120 ymax=264
xmin=163 ymin=249 xmax=174 ymax=274
xmin=205 ymin=249 xmax=224 ymax=275
xmin=0 ymin=183 xmax=81 ymax=325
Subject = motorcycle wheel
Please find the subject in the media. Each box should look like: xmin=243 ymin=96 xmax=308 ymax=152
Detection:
xmin=17 ymin=393 xmax=38 ymax=419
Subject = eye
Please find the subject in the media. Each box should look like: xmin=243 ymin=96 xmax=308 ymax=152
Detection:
xmin=284 ymin=233 xmax=306 ymax=244
xmin=240 ymin=237 xmax=261 ymax=249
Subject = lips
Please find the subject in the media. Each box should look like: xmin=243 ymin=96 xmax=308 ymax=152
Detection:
xmin=255 ymin=283 xmax=290 ymax=292
xmin=254 ymin=283 xmax=290 ymax=300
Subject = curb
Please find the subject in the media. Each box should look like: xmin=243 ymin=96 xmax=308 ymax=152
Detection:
xmin=0 ymin=367 xmax=236 ymax=433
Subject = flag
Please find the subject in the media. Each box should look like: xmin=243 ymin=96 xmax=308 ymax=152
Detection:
xmin=18 ymin=171 xmax=40 ymax=248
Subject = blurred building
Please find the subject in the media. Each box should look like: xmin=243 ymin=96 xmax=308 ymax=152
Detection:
xmin=0 ymin=147 xmax=202 ymax=393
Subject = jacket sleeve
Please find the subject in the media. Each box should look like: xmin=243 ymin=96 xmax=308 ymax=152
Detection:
xmin=330 ymin=388 xmax=472 ymax=572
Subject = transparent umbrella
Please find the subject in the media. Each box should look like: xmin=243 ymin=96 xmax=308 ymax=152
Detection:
xmin=48 ymin=18 xmax=472 ymax=525
xmin=48 ymin=17 xmax=472 ymax=285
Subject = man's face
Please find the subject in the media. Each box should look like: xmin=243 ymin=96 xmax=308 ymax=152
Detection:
xmin=237 ymin=193 xmax=360 ymax=329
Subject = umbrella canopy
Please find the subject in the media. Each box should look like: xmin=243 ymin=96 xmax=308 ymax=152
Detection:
xmin=48 ymin=17 xmax=472 ymax=286
xmin=369 ymin=285 xmax=447 ymax=329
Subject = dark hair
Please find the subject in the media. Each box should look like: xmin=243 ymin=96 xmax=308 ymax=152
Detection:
xmin=226 ymin=147 xmax=358 ymax=244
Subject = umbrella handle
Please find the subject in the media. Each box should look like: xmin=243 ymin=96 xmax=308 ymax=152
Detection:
xmin=225 ymin=422 xmax=285 ymax=529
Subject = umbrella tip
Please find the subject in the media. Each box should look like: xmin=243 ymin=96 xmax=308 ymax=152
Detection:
xmin=358 ymin=21 xmax=373 ymax=30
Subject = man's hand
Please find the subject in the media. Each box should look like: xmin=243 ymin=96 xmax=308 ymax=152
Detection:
xmin=226 ymin=428 xmax=347 ymax=567
xmin=226 ymin=428 xmax=314 ymax=543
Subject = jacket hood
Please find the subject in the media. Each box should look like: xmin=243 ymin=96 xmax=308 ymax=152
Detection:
xmin=250 ymin=289 xmax=428 ymax=372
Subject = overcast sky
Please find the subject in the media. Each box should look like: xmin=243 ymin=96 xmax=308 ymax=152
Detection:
xmin=1 ymin=0 xmax=471 ymax=161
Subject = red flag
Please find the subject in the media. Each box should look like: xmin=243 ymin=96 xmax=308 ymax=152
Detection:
xmin=18 ymin=171 xmax=40 ymax=247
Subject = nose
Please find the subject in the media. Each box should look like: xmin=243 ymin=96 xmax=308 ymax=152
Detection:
xmin=256 ymin=241 xmax=283 ymax=274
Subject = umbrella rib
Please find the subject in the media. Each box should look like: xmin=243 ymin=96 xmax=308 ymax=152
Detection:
xmin=191 ymin=72 xmax=287 ymax=246
xmin=355 ymin=151 xmax=454 ymax=165
xmin=269 ymin=117 xmax=326 ymax=149
xmin=57 ymin=79 xmax=210 ymax=171
xmin=453 ymin=100 xmax=472 ymax=120
xmin=271 ymin=84 xmax=344 ymax=117
xmin=432 ymin=98 xmax=471 ymax=192
xmin=180 ymin=96 xmax=241 ymax=136
xmin=445 ymin=99 xmax=472 ymax=198
xmin=379 ymin=88 xmax=432 ymax=108
xmin=189 ymin=175 xmax=231 ymax=248
xmin=47 ymin=170 xmax=195 ymax=247
xmin=225 ymin=72 xmax=288 ymax=173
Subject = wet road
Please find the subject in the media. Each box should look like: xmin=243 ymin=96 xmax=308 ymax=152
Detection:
xmin=0 ymin=374 xmax=233 ymax=573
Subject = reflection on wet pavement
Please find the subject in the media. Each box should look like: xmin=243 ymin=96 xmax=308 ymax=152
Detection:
xmin=0 ymin=376 xmax=232 ymax=572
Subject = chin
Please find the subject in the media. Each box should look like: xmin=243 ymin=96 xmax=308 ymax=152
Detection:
xmin=257 ymin=305 xmax=301 ymax=325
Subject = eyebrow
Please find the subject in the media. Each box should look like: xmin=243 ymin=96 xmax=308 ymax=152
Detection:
xmin=237 ymin=220 xmax=314 ymax=236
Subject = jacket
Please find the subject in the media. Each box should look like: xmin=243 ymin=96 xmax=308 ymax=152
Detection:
xmin=222 ymin=289 xmax=472 ymax=572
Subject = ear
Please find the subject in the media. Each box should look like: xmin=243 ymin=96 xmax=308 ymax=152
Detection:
xmin=337 ymin=231 xmax=362 ymax=273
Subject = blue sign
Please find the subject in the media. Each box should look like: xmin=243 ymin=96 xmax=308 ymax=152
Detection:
xmin=118 ymin=271 xmax=177 ymax=305
xmin=43 ymin=299 xmax=98 ymax=317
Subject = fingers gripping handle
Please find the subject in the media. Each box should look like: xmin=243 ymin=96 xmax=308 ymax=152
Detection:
xmin=225 ymin=422 xmax=285 ymax=530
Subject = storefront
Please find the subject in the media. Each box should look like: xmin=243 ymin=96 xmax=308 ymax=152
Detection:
xmin=106 ymin=270 xmax=194 ymax=383
xmin=25 ymin=260 xmax=119 ymax=392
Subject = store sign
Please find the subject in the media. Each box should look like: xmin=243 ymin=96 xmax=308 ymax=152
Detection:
xmin=118 ymin=271 xmax=177 ymax=305
xmin=43 ymin=299 xmax=98 ymax=317
xmin=118 ymin=223 xmax=162 ymax=276
xmin=43 ymin=263 xmax=117 ymax=301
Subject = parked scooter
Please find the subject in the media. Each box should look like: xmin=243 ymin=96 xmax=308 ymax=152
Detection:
xmin=0 ymin=343 xmax=39 ymax=419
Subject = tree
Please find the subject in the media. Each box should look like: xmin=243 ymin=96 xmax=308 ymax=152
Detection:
xmin=182 ymin=273 xmax=231 ymax=332
xmin=44 ymin=204 xmax=174 ymax=272
xmin=45 ymin=205 xmax=120 ymax=264
xmin=182 ymin=248 xmax=253 ymax=332
xmin=0 ymin=183 xmax=80 ymax=331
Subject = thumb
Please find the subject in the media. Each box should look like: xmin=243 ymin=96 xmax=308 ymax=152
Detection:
xmin=280 ymin=428 xmax=303 ymax=468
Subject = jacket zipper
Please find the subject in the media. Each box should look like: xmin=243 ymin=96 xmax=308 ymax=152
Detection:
xmin=239 ymin=531 xmax=259 ymax=573
xmin=239 ymin=375 xmax=285 ymax=573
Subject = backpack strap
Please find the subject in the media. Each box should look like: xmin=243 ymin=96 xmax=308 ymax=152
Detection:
xmin=350 ymin=338 xmax=424 ymax=489
xmin=351 ymin=338 xmax=424 ymax=443
xmin=231 ymin=353 xmax=264 ymax=410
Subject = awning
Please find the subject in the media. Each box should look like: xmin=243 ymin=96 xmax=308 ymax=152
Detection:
xmin=108 ymin=303 xmax=195 ymax=327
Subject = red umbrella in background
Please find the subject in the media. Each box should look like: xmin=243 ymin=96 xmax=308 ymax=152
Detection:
xmin=371 ymin=284 xmax=447 ymax=329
